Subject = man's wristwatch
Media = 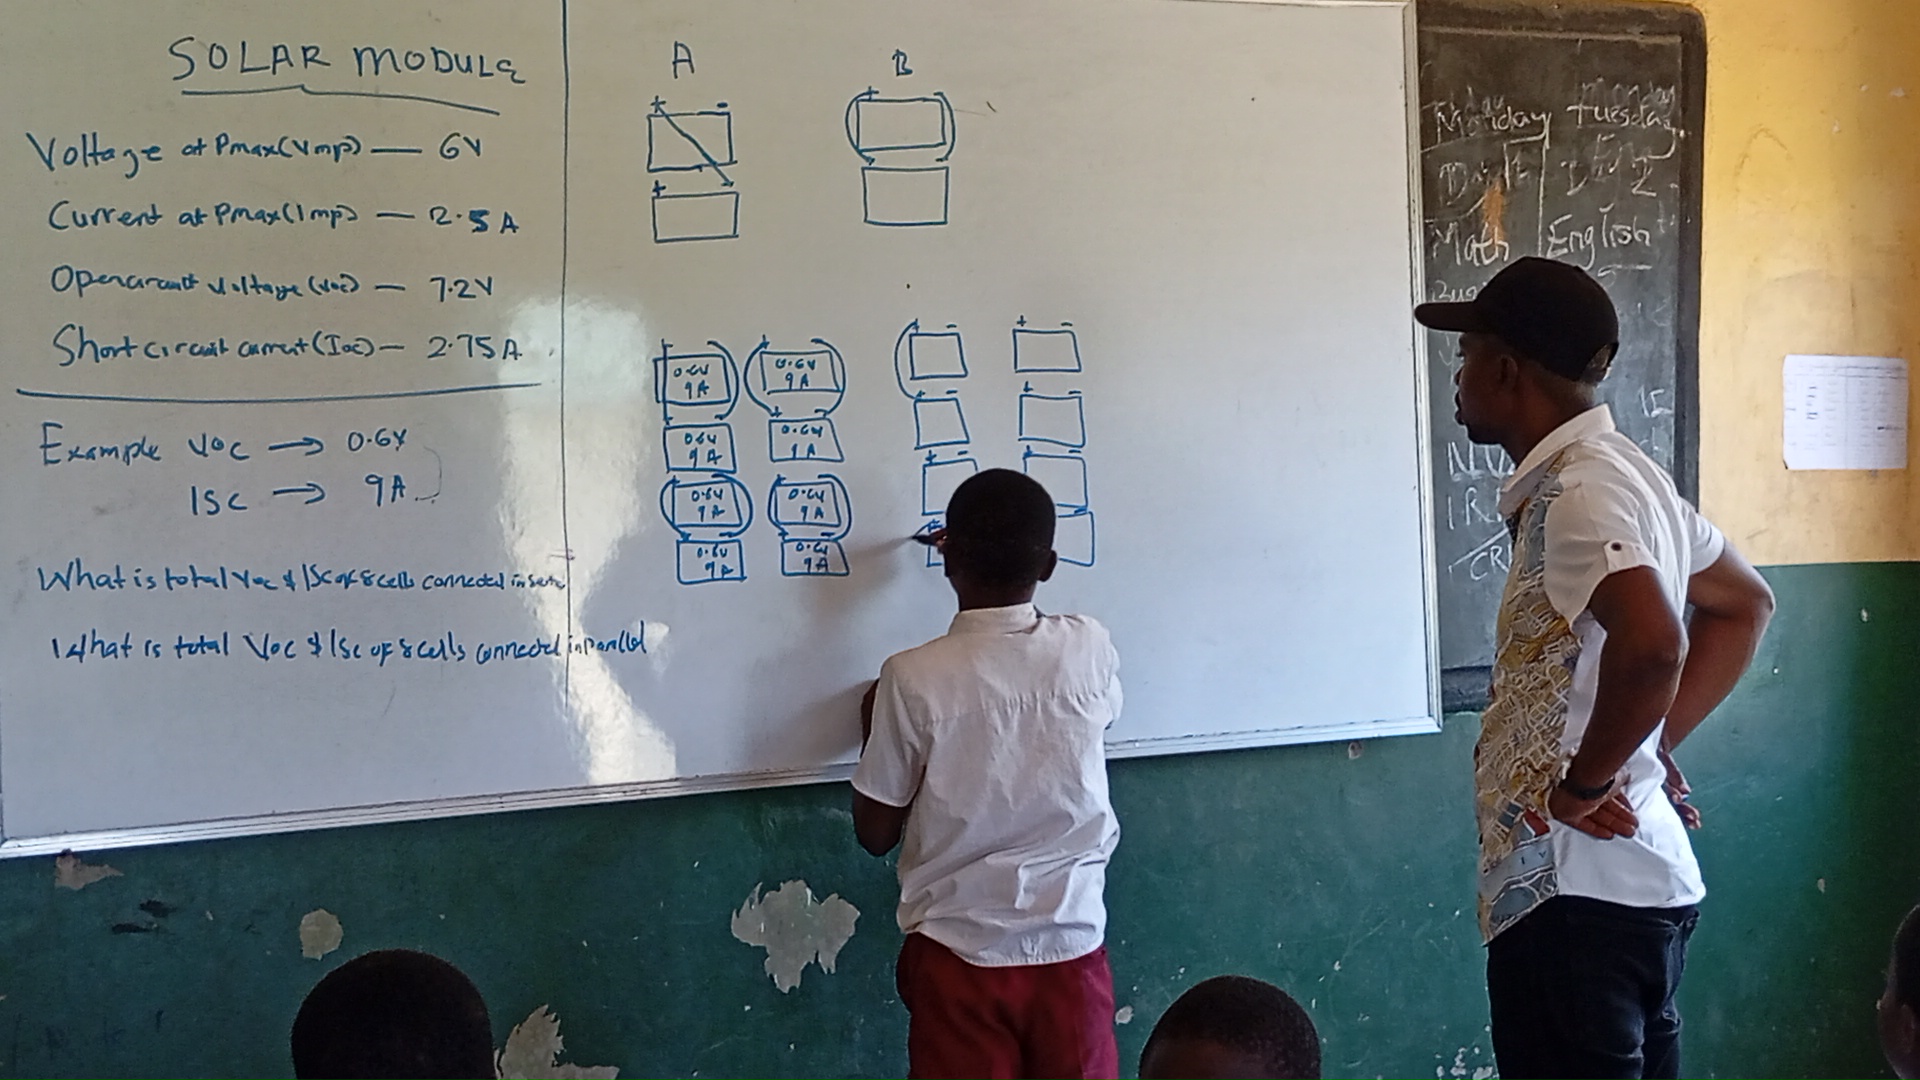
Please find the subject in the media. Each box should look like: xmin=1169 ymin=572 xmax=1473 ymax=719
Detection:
xmin=1558 ymin=774 xmax=1616 ymax=801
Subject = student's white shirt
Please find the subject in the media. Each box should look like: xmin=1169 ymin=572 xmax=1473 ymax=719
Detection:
xmin=853 ymin=603 xmax=1122 ymax=967
xmin=1487 ymin=405 xmax=1724 ymax=928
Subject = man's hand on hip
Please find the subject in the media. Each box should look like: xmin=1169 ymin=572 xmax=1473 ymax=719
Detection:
xmin=1659 ymin=745 xmax=1702 ymax=829
xmin=1549 ymin=784 xmax=1639 ymax=839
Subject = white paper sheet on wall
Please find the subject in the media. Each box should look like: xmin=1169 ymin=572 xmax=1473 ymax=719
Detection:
xmin=1782 ymin=355 xmax=1909 ymax=470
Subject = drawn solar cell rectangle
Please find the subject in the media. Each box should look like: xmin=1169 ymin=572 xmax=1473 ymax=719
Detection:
xmin=1054 ymin=509 xmax=1096 ymax=567
xmin=1021 ymin=452 xmax=1089 ymax=510
xmin=771 ymin=481 xmax=848 ymax=532
xmin=758 ymin=348 xmax=843 ymax=395
xmin=652 ymin=191 xmax=740 ymax=243
xmin=657 ymin=350 xmax=733 ymax=408
xmin=769 ymin=419 xmax=844 ymax=463
xmin=663 ymin=423 xmax=738 ymax=473
xmin=647 ymin=111 xmax=736 ymax=171
xmin=913 ymin=397 xmax=971 ymax=449
xmin=1013 ymin=328 xmax=1083 ymax=373
xmin=853 ymin=97 xmax=950 ymax=153
xmin=863 ymin=166 xmax=950 ymax=227
xmin=783 ymin=540 xmax=850 ymax=577
xmin=667 ymin=479 xmax=749 ymax=531
xmin=1018 ymin=393 xmax=1087 ymax=448
xmin=921 ymin=458 xmax=979 ymax=516
xmin=907 ymin=330 xmax=967 ymax=380
xmin=677 ymin=540 xmax=746 ymax=585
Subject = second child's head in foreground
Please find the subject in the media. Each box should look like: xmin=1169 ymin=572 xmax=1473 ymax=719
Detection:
xmin=1885 ymin=904 xmax=1920 ymax=1079
xmin=290 ymin=948 xmax=494 ymax=1079
xmin=943 ymin=469 xmax=1058 ymax=609
xmin=1139 ymin=975 xmax=1321 ymax=1079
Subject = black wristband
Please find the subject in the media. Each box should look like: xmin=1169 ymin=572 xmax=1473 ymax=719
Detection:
xmin=1559 ymin=774 xmax=1616 ymax=801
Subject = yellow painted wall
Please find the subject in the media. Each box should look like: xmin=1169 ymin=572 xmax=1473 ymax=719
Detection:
xmin=1687 ymin=0 xmax=1920 ymax=564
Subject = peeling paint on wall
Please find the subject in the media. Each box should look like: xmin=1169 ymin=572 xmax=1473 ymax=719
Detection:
xmin=52 ymin=852 xmax=120 ymax=890
xmin=1436 ymin=1045 xmax=1494 ymax=1079
xmin=109 ymin=900 xmax=176 ymax=936
xmin=730 ymin=880 xmax=859 ymax=993
xmin=297 ymin=909 xmax=342 ymax=959
xmin=497 ymin=1005 xmax=619 ymax=1079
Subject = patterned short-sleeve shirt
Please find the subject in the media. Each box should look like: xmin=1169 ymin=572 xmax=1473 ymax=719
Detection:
xmin=1475 ymin=406 xmax=1723 ymax=943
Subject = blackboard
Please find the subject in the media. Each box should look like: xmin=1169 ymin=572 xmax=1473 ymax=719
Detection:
xmin=1418 ymin=0 xmax=1704 ymax=709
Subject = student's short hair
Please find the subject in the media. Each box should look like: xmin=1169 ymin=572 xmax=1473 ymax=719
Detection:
xmin=943 ymin=469 xmax=1056 ymax=587
xmin=291 ymin=949 xmax=494 ymax=1079
xmin=1142 ymin=975 xmax=1321 ymax=1080
xmin=1897 ymin=904 xmax=1920 ymax=1013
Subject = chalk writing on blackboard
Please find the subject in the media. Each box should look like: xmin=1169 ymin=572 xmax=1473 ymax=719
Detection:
xmin=1421 ymin=13 xmax=1697 ymax=691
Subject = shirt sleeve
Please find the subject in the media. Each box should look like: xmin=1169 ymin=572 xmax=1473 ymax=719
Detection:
xmin=1105 ymin=637 xmax=1124 ymax=728
xmin=1542 ymin=479 xmax=1660 ymax=624
xmin=1683 ymin=499 xmax=1727 ymax=572
xmin=850 ymin=658 xmax=925 ymax=808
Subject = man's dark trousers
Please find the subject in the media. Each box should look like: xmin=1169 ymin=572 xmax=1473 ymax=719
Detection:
xmin=1487 ymin=895 xmax=1699 ymax=1079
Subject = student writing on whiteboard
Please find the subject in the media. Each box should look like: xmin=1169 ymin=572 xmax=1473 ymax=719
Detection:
xmin=1416 ymin=259 xmax=1775 ymax=1079
xmin=851 ymin=470 xmax=1123 ymax=1080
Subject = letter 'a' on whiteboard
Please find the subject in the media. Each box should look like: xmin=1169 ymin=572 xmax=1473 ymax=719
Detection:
xmin=1782 ymin=355 xmax=1909 ymax=470
xmin=0 ymin=0 xmax=1434 ymax=855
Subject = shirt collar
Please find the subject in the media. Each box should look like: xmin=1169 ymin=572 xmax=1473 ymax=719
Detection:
xmin=948 ymin=603 xmax=1040 ymax=635
xmin=1497 ymin=405 xmax=1616 ymax=517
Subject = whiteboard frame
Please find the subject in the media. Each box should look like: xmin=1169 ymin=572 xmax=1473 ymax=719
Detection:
xmin=0 ymin=0 xmax=1436 ymax=859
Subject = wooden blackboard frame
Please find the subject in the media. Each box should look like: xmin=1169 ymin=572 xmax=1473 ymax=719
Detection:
xmin=1419 ymin=0 xmax=1705 ymax=712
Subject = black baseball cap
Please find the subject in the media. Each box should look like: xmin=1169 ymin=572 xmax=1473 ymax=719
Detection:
xmin=1414 ymin=257 xmax=1620 ymax=383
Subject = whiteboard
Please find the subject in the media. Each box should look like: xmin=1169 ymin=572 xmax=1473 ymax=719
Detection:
xmin=0 ymin=0 xmax=1434 ymax=853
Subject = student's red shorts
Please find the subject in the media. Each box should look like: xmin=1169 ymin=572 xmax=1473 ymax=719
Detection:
xmin=895 ymin=932 xmax=1119 ymax=1080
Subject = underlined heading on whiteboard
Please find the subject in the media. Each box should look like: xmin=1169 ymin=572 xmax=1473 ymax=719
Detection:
xmin=16 ymin=383 xmax=543 ymax=406
xmin=181 ymin=84 xmax=503 ymax=117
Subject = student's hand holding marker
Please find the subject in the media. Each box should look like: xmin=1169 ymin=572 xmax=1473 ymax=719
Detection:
xmin=1548 ymin=772 xmax=1640 ymax=840
xmin=910 ymin=527 xmax=948 ymax=552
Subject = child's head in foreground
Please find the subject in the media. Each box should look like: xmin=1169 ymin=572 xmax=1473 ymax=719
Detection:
xmin=1140 ymin=974 xmax=1322 ymax=1079
xmin=943 ymin=468 xmax=1058 ymax=600
xmin=1885 ymin=904 xmax=1920 ymax=1079
xmin=291 ymin=948 xmax=494 ymax=1079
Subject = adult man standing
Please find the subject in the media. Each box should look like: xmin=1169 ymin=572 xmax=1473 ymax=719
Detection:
xmin=1416 ymin=258 xmax=1775 ymax=1079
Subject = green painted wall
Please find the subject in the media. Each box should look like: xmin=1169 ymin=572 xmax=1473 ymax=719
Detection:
xmin=0 ymin=563 xmax=1912 ymax=1078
